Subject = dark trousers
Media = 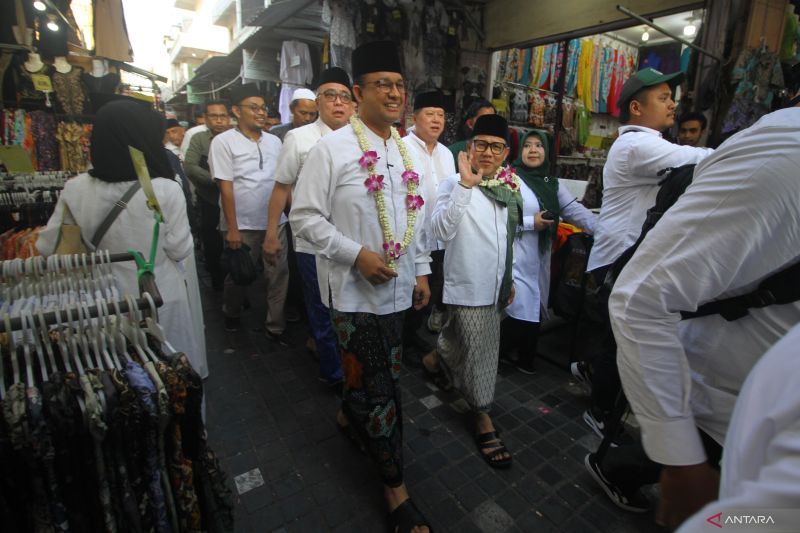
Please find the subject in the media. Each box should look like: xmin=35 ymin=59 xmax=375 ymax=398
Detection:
xmin=285 ymin=227 xmax=304 ymax=318
xmin=601 ymin=429 xmax=724 ymax=494
xmin=198 ymin=197 xmax=224 ymax=288
xmin=296 ymin=252 xmax=342 ymax=381
xmin=499 ymin=316 xmax=540 ymax=365
xmin=588 ymin=266 xmax=622 ymax=415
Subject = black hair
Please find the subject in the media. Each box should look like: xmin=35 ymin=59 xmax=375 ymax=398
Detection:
xmin=457 ymin=98 xmax=495 ymax=140
xmin=678 ymin=111 xmax=707 ymax=130
xmin=205 ymin=99 xmax=229 ymax=114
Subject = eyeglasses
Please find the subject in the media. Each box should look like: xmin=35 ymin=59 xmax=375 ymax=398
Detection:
xmin=206 ymin=113 xmax=229 ymax=120
xmin=238 ymin=104 xmax=267 ymax=114
xmin=319 ymin=90 xmax=352 ymax=103
xmin=471 ymin=140 xmax=507 ymax=155
xmin=363 ymin=79 xmax=406 ymax=94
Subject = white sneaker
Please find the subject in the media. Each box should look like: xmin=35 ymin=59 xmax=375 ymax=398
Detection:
xmin=427 ymin=308 xmax=445 ymax=333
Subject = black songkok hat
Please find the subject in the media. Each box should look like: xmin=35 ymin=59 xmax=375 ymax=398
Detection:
xmin=165 ymin=118 xmax=181 ymax=129
xmin=229 ymin=83 xmax=261 ymax=105
xmin=413 ymin=90 xmax=444 ymax=111
xmin=471 ymin=114 xmax=508 ymax=140
xmin=352 ymin=40 xmax=402 ymax=79
xmin=318 ymin=67 xmax=352 ymax=91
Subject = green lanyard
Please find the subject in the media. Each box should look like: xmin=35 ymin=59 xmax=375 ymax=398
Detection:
xmin=128 ymin=146 xmax=167 ymax=280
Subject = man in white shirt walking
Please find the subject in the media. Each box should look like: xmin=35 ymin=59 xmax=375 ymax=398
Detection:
xmin=290 ymin=40 xmax=432 ymax=532
xmin=423 ymin=114 xmax=521 ymax=470
xmin=209 ymin=83 xmax=289 ymax=338
xmin=587 ymin=67 xmax=800 ymax=528
xmin=264 ymin=67 xmax=355 ymax=385
xmin=402 ymin=91 xmax=456 ymax=357
xmin=580 ymin=68 xmax=714 ymax=442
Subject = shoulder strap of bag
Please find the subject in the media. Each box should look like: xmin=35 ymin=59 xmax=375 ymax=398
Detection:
xmin=681 ymin=261 xmax=800 ymax=321
xmin=90 ymin=182 xmax=142 ymax=248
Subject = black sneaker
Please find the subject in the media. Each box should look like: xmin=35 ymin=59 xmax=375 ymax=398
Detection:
xmin=570 ymin=361 xmax=592 ymax=385
xmin=265 ymin=331 xmax=289 ymax=347
xmin=224 ymin=316 xmax=241 ymax=332
xmin=582 ymin=408 xmax=635 ymax=447
xmin=584 ymin=453 xmax=650 ymax=513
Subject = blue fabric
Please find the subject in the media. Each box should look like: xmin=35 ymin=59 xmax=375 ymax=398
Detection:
xmin=296 ymin=252 xmax=343 ymax=381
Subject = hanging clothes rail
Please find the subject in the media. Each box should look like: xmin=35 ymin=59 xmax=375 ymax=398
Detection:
xmin=0 ymin=251 xmax=163 ymax=333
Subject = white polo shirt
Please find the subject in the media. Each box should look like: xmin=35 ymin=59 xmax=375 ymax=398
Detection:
xmin=403 ymin=131 xmax=456 ymax=251
xmin=209 ymin=127 xmax=284 ymax=231
xmin=275 ymin=118 xmax=333 ymax=253
xmin=587 ymin=125 xmax=713 ymax=271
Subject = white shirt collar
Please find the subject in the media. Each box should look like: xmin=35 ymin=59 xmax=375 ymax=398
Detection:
xmin=407 ymin=131 xmax=440 ymax=154
xmin=315 ymin=117 xmax=333 ymax=137
xmin=618 ymin=124 xmax=663 ymax=138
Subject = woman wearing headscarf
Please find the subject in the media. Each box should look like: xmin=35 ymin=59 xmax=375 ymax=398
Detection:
xmin=500 ymin=130 xmax=596 ymax=373
xmin=38 ymin=99 xmax=204 ymax=373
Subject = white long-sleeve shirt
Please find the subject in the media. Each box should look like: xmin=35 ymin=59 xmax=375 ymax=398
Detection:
xmin=274 ymin=118 xmax=333 ymax=253
xmin=432 ymin=175 xmax=509 ymax=307
xmin=403 ymin=132 xmax=456 ymax=251
xmin=289 ymin=122 xmax=431 ymax=315
xmin=587 ymin=125 xmax=713 ymax=271
xmin=506 ymin=181 xmax=596 ymax=322
xmin=609 ymin=107 xmax=800 ymax=466
xmin=678 ymin=324 xmax=800 ymax=532
xmin=279 ymin=40 xmax=313 ymax=85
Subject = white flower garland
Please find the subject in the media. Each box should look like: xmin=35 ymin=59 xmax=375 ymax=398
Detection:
xmin=478 ymin=165 xmax=522 ymax=192
xmin=351 ymin=116 xmax=423 ymax=270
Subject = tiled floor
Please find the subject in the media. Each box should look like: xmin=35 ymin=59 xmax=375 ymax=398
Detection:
xmin=199 ymin=272 xmax=659 ymax=532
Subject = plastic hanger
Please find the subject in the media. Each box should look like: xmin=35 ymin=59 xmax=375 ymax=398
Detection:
xmin=141 ymin=291 xmax=174 ymax=353
xmin=127 ymin=293 xmax=158 ymax=364
xmin=96 ymin=298 xmax=121 ymax=371
xmin=63 ymin=304 xmax=86 ymax=376
xmin=3 ymin=313 xmax=20 ymax=386
xmin=109 ymin=296 xmax=133 ymax=364
xmin=23 ymin=310 xmax=48 ymax=383
xmin=0 ymin=330 xmax=5 ymax=399
xmin=119 ymin=294 xmax=148 ymax=365
xmin=52 ymin=306 xmax=74 ymax=374
xmin=74 ymin=302 xmax=98 ymax=370
xmin=19 ymin=313 xmax=36 ymax=388
xmin=37 ymin=306 xmax=59 ymax=374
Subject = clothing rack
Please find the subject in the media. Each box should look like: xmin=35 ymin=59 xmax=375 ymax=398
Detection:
xmin=502 ymin=81 xmax=572 ymax=100
xmin=0 ymin=251 xmax=163 ymax=333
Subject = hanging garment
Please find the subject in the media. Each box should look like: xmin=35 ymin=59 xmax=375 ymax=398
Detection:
xmin=94 ymin=0 xmax=133 ymax=62
xmin=52 ymin=67 xmax=88 ymax=116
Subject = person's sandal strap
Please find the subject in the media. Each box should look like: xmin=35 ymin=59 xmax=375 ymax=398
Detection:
xmin=388 ymin=498 xmax=432 ymax=533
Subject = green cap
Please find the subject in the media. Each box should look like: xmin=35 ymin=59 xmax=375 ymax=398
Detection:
xmin=618 ymin=68 xmax=684 ymax=123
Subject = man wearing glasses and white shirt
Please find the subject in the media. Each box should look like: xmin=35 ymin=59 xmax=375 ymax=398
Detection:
xmin=264 ymin=67 xmax=356 ymax=385
xmin=209 ymin=82 xmax=289 ymax=338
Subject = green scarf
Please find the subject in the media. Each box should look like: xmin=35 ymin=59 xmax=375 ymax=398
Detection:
xmin=477 ymin=166 xmax=523 ymax=309
xmin=513 ymin=130 xmax=560 ymax=254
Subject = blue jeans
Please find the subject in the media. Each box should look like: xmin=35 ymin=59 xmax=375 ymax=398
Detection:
xmin=296 ymin=252 xmax=343 ymax=381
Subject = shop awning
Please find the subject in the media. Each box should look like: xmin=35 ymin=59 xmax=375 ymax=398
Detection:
xmin=247 ymin=0 xmax=328 ymax=44
xmin=484 ymin=0 xmax=704 ymax=49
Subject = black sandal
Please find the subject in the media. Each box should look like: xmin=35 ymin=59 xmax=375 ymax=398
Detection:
xmin=475 ymin=430 xmax=513 ymax=469
xmin=388 ymin=498 xmax=433 ymax=533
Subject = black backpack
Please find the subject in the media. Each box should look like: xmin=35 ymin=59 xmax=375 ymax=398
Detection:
xmin=603 ymin=164 xmax=800 ymax=321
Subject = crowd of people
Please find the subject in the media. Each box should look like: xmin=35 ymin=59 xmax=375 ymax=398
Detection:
xmin=36 ymin=37 xmax=800 ymax=533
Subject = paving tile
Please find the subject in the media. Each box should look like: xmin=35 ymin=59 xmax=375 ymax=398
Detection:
xmin=470 ymin=499 xmax=515 ymax=533
xmin=197 ymin=277 xmax=651 ymax=532
xmin=496 ymin=488 xmax=530 ymax=519
xmin=234 ymin=467 xmax=266 ymax=495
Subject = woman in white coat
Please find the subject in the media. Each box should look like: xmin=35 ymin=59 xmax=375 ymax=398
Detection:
xmin=500 ymin=130 xmax=596 ymax=373
xmin=37 ymin=99 xmax=205 ymax=371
